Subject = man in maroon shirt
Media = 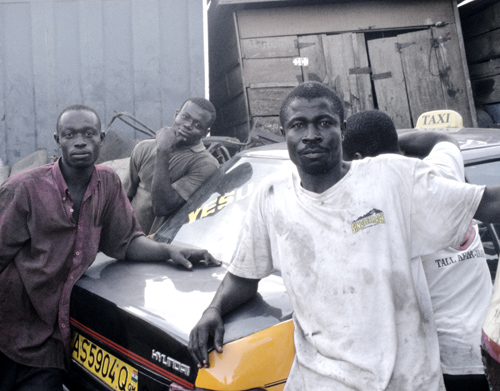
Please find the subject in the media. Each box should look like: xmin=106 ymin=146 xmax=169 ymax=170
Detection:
xmin=0 ymin=104 xmax=220 ymax=391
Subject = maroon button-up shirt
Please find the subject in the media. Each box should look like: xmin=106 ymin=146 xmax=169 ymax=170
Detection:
xmin=0 ymin=160 xmax=143 ymax=369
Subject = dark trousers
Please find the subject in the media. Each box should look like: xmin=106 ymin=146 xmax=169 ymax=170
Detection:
xmin=0 ymin=351 xmax=63 ymax=391
xmin=443 ymin=374 xmax=490 ymax=391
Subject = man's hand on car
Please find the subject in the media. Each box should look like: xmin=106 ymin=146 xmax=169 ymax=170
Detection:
xmin=169 ymin=246 xmax=222 ymax=270
xmin=188 ymin=307 xmax=225 ymax=368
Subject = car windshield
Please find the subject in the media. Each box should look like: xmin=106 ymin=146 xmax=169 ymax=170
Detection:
xmin=153 ymin=154 xmax=290 ymax=263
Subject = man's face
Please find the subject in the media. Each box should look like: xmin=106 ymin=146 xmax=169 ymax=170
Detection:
xmin=282 ymin=97 xmax=343 ymax=176
xmin=54 ymin=109 xmax=103 ymax=170
xmin=172 ymin=101 xmax=212 ymax=147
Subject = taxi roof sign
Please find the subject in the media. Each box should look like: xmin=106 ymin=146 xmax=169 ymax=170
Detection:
xmin=415 ymin=110 xmax=463 ymax=130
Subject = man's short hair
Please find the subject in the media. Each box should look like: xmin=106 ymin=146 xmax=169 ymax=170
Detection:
xmin=56 ymin=104 xmax=101 ymax=134
xmin=279 ymin=81 xmax=344 ymax=127
xmin=343 ymin=110 xmax=399 ymax=159
xmin=180 ymin=97 xmax=216 ymax=129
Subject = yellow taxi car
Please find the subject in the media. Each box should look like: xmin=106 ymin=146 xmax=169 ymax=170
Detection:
xmin=65 ymin=110 xmax=500 ymax=391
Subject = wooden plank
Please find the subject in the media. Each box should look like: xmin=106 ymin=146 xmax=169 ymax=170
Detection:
xmin=236 ymin=1 xmax=455 ymax=39
xmin=350 ymin=33 xmax=374 ymax=113
xmin=469 ymin=58 xmax=500 ymax=80
xmin=249 ymin=81 xmax=299 ymax=88
xmin=247 ymin=87 xmax=293 ymax=116
xmin=461 ymin=1 xmax=500 ymax=39
xmin=252 ymin=116 xmax=282 ymax=137
xmin=472 ymin=74 xmax=500 ymax=106
xmin=298 ymin=35 xmax=327 ymax=83
xmin=232 ymin=121 xmax=251 ymax=142
xmin=219 ymin=93 xmax=249 ymax=127
xmin=453 ymin=1 xmax=477 ymax=128
xmin=226 ymin=65 xmax=245 ymax=99
xmin=397 ymin=29 xmax=445 ymax=125
xmin=464 ymin=29 xmax=500 ymax=64
xmin=210 ymin=117 xmax=249 ymax=140
xmin=430 ymin=25 xmax=473 ymax=126
xmin=210 ymin=65 xmax=244 ymax=108
xmin=368 ymin=36 xmax=412 ymax=129
xmin=322 ymin=33 xmax=374 ymax=118
xmin=211 ymin=74 xmax=230 ymax=103
xmin=242 ymin=57 xmax=302 ymax=86
xmin=209 ymin=9 xmax=240 ymax=80
xmin=240 ymin=36 xmax=299 ymax=58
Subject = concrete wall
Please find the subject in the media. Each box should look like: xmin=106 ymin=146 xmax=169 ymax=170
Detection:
xmin=0 ymin=0 xmax=206 ymax=166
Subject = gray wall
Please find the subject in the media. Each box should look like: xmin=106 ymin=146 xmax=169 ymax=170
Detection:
xmin=0 ymin=0 xmax=206 ymax=166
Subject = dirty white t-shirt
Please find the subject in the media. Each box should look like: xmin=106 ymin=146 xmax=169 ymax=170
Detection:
xmin=229 ymin=153 xmax=484 ymax=391
xmin=421 ymin=142 xmax=492 ymax=375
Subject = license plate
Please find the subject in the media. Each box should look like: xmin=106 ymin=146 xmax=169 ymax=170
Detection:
xmin=72 ymin=331 xmax=139 ymax=391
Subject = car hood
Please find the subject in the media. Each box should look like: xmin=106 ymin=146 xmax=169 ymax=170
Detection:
xmin=73 ymin=252 xmax=293 ymax=347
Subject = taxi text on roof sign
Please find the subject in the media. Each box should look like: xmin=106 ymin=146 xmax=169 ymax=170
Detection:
xmin=415 ymin=110 xmax=463 ymax=130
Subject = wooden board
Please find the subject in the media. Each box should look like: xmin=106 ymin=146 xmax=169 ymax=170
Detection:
xmin=461 ymin=1 xmax=500 ymax=39
xmin=298 ymin=35 xmax=327 ymax=83
xmin=218 ymin=93 xmax=249 ymax=128
xmin=322 ymin=33 xmax=374 ymax=118
xmin=226 ymin=65 xmax=245 ymax=99
xmin=251 ymin=116 xmax=282 ymax=137
xmin=397 ymin=29 xmax=447 ymax=125
xmin=469 ymin=58 xmax=500 ymax=80
xmin=368 ymin=36 xmax=412 ymax=129
xmin=240 ymin=36 xmax=299 ymax=59
xmin=430 ymin=25 xmax=472 ymax=126
xmin=236 ymin=1 xmax=455 ymax=39
xmin=247 ymin=87 xmax=293 ymax=116
xmin=464 ymin=29 xmax=500 ymax=64
xmin=242 ymin=57 xmax=302 ymax=86
xmin=472 ymin=74 xmax=500 ymax=106
xmin=209 ymin=13 xmax=240 ymax=80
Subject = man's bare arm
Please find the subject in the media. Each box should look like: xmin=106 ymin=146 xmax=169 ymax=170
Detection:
xmin=474 ymin=185 xmax=500 ymax=224
xmin=125 ymin=235 xmax=221 ymax=270
xmin=398 ymin=131 xmax=459 ymax=158
xmin=151 ymin=128 xmax=185 ymax=216
xmin=188 ymin=272 xmax=259 ymax=368
xmin=125 ymin=149 xmax=141 ymax=201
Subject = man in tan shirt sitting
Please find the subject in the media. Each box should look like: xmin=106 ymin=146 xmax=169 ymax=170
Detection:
xmin=126 ymin=97 xmax=219 ymax=234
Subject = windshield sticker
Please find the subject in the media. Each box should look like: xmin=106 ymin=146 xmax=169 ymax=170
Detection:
xmin=188 ymin=182 xmax=254 ymax=224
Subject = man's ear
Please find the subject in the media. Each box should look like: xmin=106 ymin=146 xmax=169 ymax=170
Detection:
xmin=100 ymin=131 xmax=106 ymax=144
xmin=53 ymin=133 xmax=60 ymax=146
xmin=280 ymin=126 xmax=285 ymax=137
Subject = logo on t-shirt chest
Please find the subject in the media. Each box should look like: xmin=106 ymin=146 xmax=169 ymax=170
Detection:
xmin=351 ymin=208 xmax=386 ymax=234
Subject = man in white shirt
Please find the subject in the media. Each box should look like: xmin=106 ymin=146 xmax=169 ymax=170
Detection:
xmin=188 ymin=82 xmax=500 ymax=391
xmin=343 ymin=109 xmax=492 ymax=391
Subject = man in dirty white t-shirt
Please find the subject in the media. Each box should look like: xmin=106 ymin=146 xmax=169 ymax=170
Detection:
xmin=188 ymin=83 xmax=500 ymax=391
